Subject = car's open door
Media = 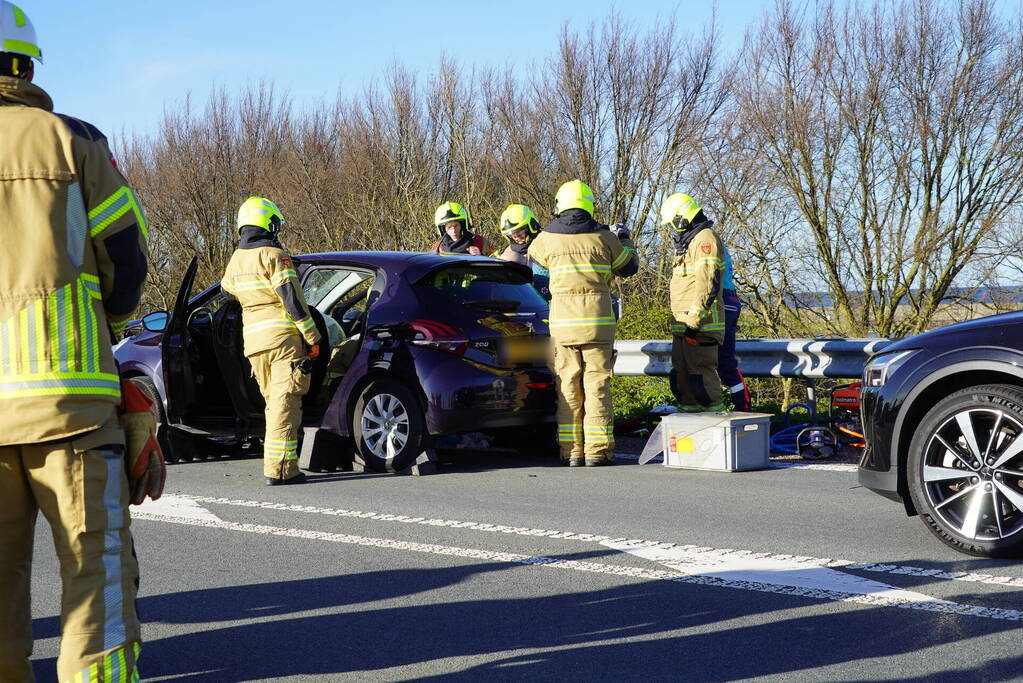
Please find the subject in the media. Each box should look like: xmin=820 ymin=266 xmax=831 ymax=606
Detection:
xmin=161 ymin=256 xmax=199 ymax=425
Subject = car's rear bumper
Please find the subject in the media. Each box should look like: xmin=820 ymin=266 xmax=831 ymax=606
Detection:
xmin=419 ymin=352 xmax=556 ymax=434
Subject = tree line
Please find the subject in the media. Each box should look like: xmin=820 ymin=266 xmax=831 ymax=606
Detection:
xmin=119 ymin=0 xmax=1023 ymax=339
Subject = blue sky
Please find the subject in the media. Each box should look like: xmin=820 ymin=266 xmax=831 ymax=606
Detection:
xmin=20 ymin=1 xmax=765 ymax=140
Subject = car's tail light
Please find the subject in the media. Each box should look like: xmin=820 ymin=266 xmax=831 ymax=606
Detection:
xmin=407 ymin=319 xmax=468 ymax=356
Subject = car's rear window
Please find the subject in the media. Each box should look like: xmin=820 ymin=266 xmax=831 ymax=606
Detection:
xmin=418 ymin=265 xmax=548 ymax=312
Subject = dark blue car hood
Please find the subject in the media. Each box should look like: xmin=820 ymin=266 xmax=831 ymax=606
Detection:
xmin=884 ymin=309 xmax=1023 ymax=353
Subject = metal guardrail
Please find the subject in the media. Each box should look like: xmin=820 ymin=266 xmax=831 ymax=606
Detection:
xmin=613 ymin=338 xmax=893 ymax=379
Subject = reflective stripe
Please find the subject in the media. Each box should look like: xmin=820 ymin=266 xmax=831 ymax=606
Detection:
xmin=551 ymin=264 xmax=612 ymax=273
xmin=49 ymin=290 xmax=59 ymax=371
xmin=557 ymin=423 xmax=582 ymax=442
xmin=295 ymin=317 xmax=316 ymax=332
xmin=81 ymin=273 xmax=103 ymax=299
xmin=32 ymin=300 xmax=45 ymax=371
xmin=584 ymin=425 xmax=614 ymax=444
xmin=88 ymin=186 xmax=149 ymax=239
xmin=67 ymin=181 xmax=87 ymax=268
xmin=79 ymin=279 xmax=92 ymax=372
xmin=0 ymin=373 xmax=120 ymax=399
xmin=696 ymin=257 xmax=724 ymax=267
xmin=265 ymin=438 xmax=297 ymax=451
xmin=611 ymin=248 xmax=634 ymax=269
xmin=549 ymin=317 xmax=616 ymax=326
xmin=231 ymin=278 xmax=273 ymax=291
xmin=23 ymin=304 xmax=34 ymax=373
xmin=2 ymin=38 xmax=40 ymax=58
xmin=272 ymin=269 xmax=298 ymax=286
xmin=101 ymin=447 xmax=127 ymax=649
xmin=243 ymin=319 xmax=297 ymax=335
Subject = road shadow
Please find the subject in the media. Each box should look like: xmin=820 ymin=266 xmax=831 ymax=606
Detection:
xmin=31 ymin=551 xmax=1023 ymax=682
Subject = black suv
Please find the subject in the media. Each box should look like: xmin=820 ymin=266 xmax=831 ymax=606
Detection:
xmin=859 ymin=311 xmax=1023 ymax=556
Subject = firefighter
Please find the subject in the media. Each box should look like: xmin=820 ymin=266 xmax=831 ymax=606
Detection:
xmin=493 ymin=203 xmax=550 ymax=300
xmin=221 ymin=197 xmax=322 ymax=485
xmin=662 ymin=193 xmax=726 ymax=412
xmin=718 ymin=244 xmax=751 ymax=410
xmin=429 ymin=201 xmax=495 ymax=256
xmin=530 ymin=180 xmax=637 ymax=466
xmin=0 ymin=3 xmax=154 ymax=679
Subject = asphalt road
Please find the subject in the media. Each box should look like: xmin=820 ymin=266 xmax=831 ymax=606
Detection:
xmin=27 ymin=450 xmax=1023 ymax=682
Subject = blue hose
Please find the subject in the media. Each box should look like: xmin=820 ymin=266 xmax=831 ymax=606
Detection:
xmin=770 ymin=403 xmax=814 ymax=454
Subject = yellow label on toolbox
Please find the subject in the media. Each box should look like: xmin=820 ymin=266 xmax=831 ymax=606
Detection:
xmin=671 ymin=437 xmax=694 ymax=453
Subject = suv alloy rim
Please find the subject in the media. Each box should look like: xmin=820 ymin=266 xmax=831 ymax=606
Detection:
xmin=922 ymin=407 xmax=1023 ymax=540
xmin=361 ymin=393 xmax=410 ymax=459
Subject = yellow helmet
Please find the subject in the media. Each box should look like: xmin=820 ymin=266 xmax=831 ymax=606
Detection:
xmin=237 ymin=196 xmax=284 ymax=234
xmin=554 ymin=179 xmax=595 ymax=216
xmin=0 ymin=2 xmax=42 ymax=66
xmin=499 ymin=204 xmax=541 ymax=240
xmin=659 ymin=193 xmax=702 ymax=230
xmin=434 ymin=201 xmax=469 ymax=231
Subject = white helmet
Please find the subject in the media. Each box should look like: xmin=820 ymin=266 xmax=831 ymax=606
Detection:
xmin=0 ymin=2 xmax=41 ymax=63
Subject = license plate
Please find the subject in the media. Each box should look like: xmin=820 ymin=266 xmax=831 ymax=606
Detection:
xmin=503 ymin=336 xmax=549 ymax=365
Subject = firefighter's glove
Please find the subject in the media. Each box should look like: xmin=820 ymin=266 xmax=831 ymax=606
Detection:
xmin=682 ymin=326 xmax=700 ymax=347
xmin=609 ymin=223 xmax=630 ymax=240
xmin=308 ymin=343 xmax=321 ymax=360
xmin=119 ymin=380 xmax=166 ymax=505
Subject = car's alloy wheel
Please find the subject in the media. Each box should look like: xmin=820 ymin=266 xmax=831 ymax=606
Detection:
xmin=908 ymin=384 xmax=1023 ymax=557
xmin=353 ymin=378 xmax=425 ymax=472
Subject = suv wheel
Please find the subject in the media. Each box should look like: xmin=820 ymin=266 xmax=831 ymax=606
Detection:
xmin=908 ymin=384 xmax=1023 ymax=557
xmin=353 ymin=378 xmax=425 ymax=472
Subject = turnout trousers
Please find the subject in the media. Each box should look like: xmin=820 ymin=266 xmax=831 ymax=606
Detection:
xmin=0 ymin=430 xmax=141 ymax=683
xmin=671 ymin=333 xmax=724 ymax=412
xmin=552 ymin=342 xmax=615 ymax=462
xmin=249 ymin=335 xmax=311 ymax=480
xmin=718 ymin=292 xmax=750 ymax=411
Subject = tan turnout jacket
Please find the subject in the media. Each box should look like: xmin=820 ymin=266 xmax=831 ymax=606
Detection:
xmin=221 ymin=237 xmax=321 ymax=357
xmin=530 ymin=212 xmax=637 ymax=345
xmin=0 ymin=77 xmax=149 ymax=445
xmin=670 ymin=221 xmax=725 ymax=341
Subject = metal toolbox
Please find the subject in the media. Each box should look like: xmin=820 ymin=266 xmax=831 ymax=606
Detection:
xmin=659 ymin=412 xmax=772 ymax=471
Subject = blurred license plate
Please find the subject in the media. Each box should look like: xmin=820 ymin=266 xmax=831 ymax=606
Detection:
xmin=504 ymin=336 xmax=549 ymax=364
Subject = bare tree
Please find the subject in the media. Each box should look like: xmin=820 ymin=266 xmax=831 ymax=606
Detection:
xmin=720 ymin=0 xmax=1023 ymax=337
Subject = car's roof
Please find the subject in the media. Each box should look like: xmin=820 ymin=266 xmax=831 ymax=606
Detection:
xmin=296 ymin=251 xmax=496 ymax=269
xmin=295 ymin=251 xmax=528 ymax=283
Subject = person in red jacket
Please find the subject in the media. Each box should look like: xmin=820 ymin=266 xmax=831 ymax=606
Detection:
xmin=429 ymin=201 xmax=494 ymax=255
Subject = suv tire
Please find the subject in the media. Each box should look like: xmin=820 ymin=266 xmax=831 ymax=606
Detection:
xmin=908 ymin=383 xmax=1023 ymax=557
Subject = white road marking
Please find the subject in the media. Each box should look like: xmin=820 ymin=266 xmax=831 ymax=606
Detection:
xmin=768 ymin=461 xmax=859 ymax=472
xmin=604 ymin=541 xmax=943 ymax=604
xmin=132 ymin=510 xmax=1023 ymax=622
xmin=135 ymin=495 xmax=222 ymax=522
xmin=173 ymin=494 xmax=1023 ymax=590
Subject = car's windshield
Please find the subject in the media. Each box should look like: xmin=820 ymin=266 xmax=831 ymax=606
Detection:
xmin=418 ymin=265 xmax=548 ymax=312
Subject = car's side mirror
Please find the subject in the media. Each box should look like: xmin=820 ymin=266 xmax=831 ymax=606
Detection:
xmin=142 ymin=310 xmax=170 ymax=332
